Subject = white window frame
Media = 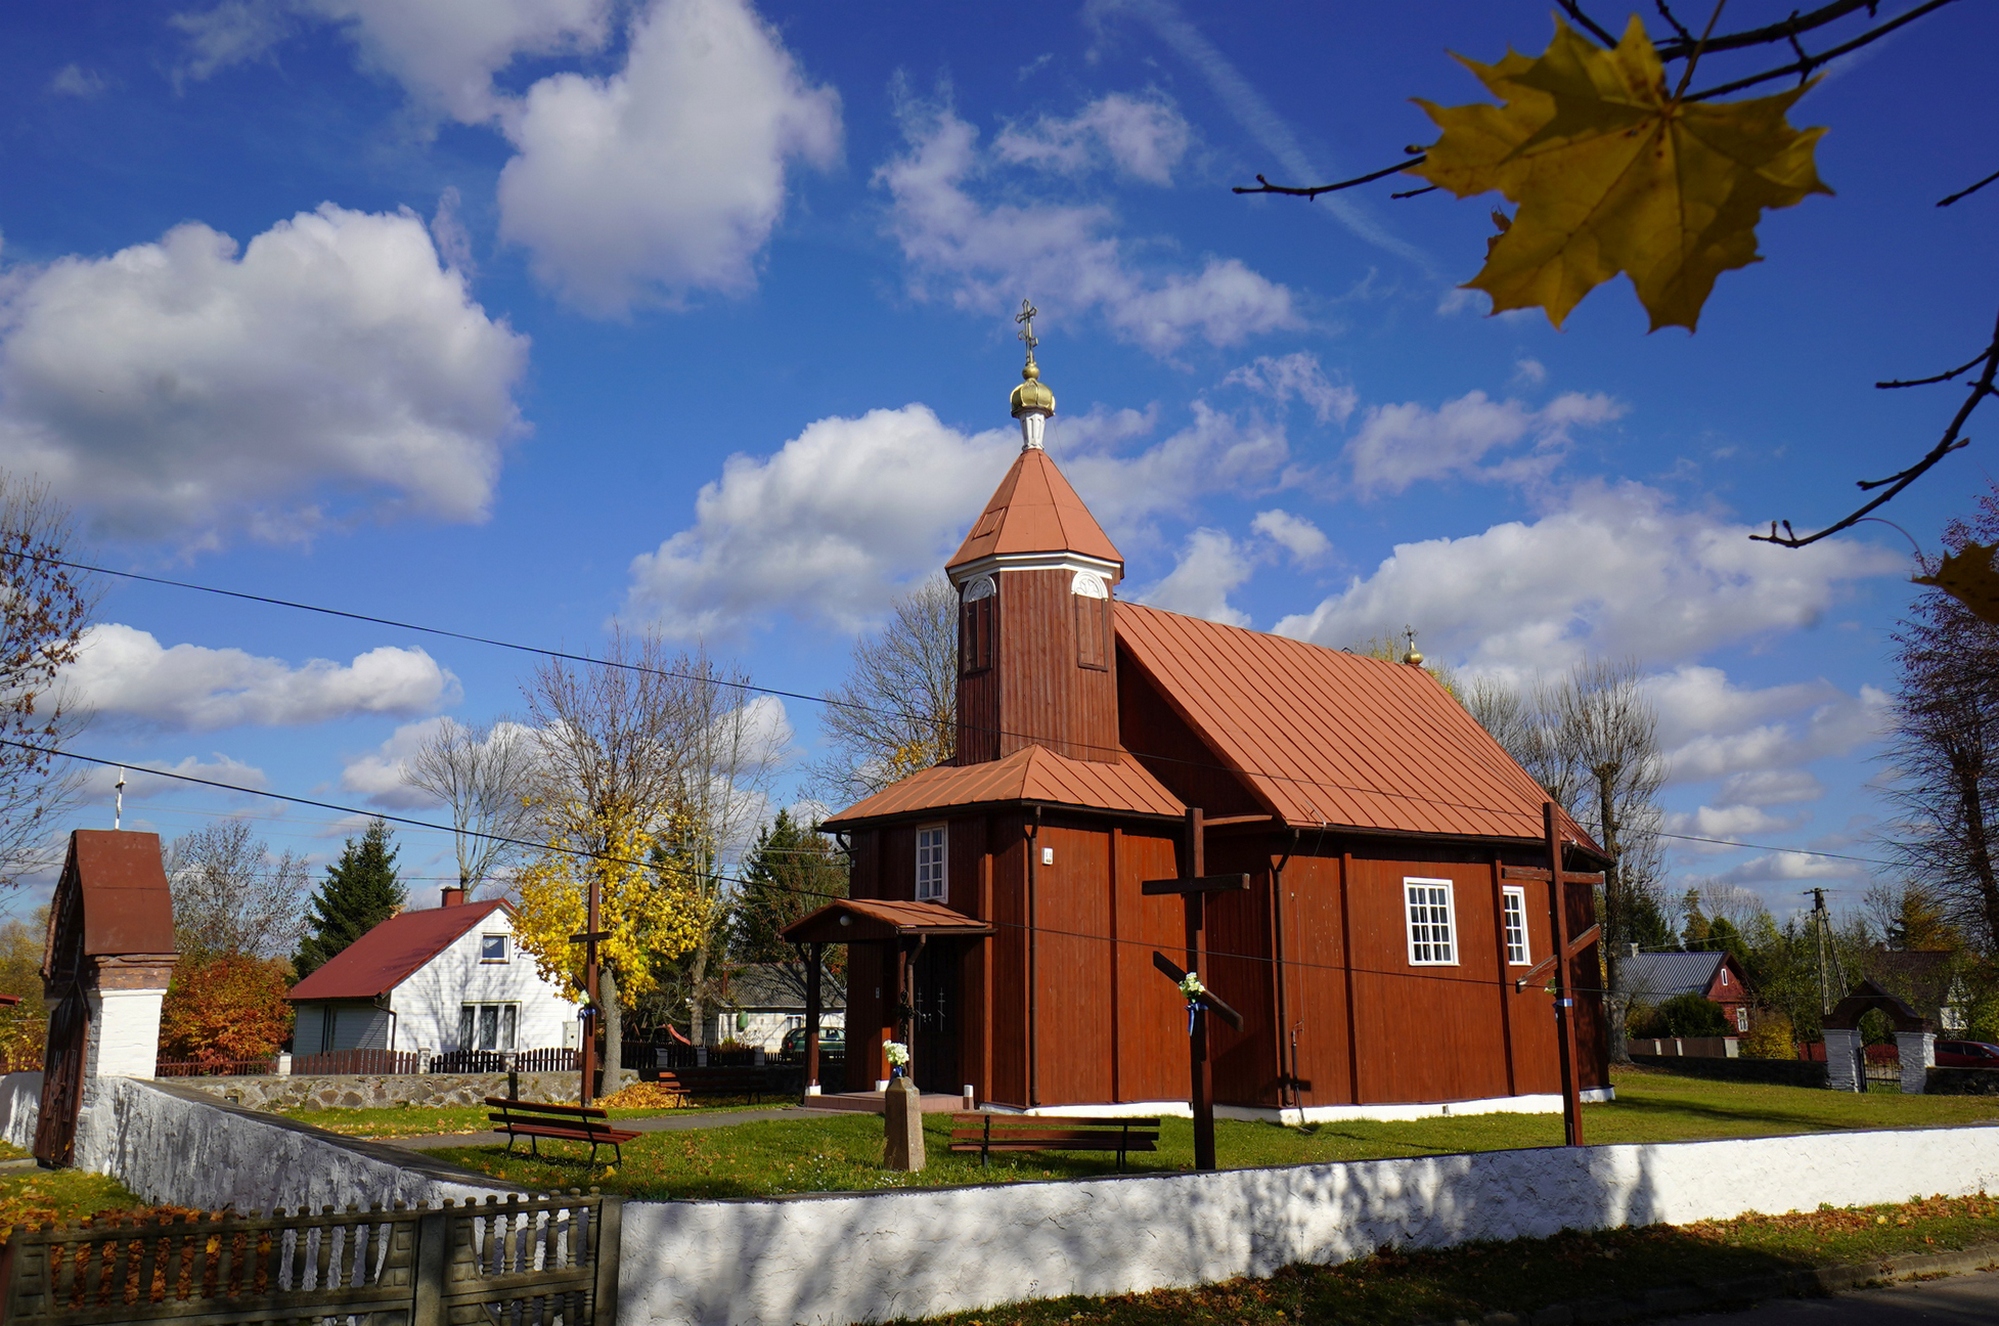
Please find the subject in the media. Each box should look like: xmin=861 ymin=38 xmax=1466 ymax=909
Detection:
xmin=915 ymin=825 xmax=948 ymax=902
xmin=1501 ymin=886 xmax=1531 ymax=966
xmin=480 ymin=933 xmax=509 ymax=964
xmin=1404 ymin=877 xmax=1459 ymax=966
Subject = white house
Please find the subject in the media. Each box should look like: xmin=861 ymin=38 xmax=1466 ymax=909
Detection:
xmin=288 ymin=888 xmax=578 ymax=1059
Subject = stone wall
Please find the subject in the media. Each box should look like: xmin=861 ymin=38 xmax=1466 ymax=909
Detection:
xmin=1929 ymin=1067 xmax=1999 ymax=1095
xmin=172 ymin=1069 xmax=581 ymax=1112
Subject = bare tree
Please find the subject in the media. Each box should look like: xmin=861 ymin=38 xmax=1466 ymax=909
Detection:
xmin=1884 ymin=486 xmax=1999 ymax=953
xmin=165 ymin=820 xmax=309 ymax=962
xmin=1465 ymin=657 xmax=1669 ymax=1062
xmin=403 ymin=718 xmax=538 ymax=897
xmin=812 ymin=576 xmax=957 ymax=804
xmin=667 ymin=656 xmax=788 ymax=1048
xmin=0 ymin=475 xmax=97 ymax=889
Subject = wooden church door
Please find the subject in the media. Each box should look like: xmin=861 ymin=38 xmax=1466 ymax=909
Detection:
xmin=912 ymin=942 xmax=960 ymax=1094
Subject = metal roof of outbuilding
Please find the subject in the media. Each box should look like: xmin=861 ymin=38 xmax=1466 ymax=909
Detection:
xmin=1620 ymin=951 xmax=1729 ymax=1000
xmin=1112 ymin=602 xmax=1604 ymax=851
xmin=287 ymin=899 xmax=509 ymax=1002
xmin=56 ymin=831 xmax=177 ymax=959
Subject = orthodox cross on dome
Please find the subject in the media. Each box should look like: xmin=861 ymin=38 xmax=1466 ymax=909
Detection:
xmin=1016 ymin=298 xmax=1039 ymax=366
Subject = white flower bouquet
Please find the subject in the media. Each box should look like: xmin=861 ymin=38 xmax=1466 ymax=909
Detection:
xmin=1178 ymin=972 xmax=1206 ymax=1000
xmin=883 ymin=1040 xmax=910 ymax=1069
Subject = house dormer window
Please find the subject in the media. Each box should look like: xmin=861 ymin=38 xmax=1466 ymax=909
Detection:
xmin=961 ymin=576 xmax=996 ymax=674
xmin=481 ymin=934 xmax=509 ymax=963
xmin=916 ymin=825 xmax=947 ymax=901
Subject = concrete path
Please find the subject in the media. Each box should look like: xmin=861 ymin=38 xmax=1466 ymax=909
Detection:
xmin=1657 ymin=1268 xmax=1999 ymax=1324
xmin=377 ymin=1105 xmax=848 ymax=1152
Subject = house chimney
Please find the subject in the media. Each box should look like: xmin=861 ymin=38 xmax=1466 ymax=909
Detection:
xmin=441 ymin=885 xmax=465 ymax=908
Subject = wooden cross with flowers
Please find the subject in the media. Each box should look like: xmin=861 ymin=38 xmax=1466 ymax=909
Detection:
xmin=1143 ymin=807 xmax=1246 ymax=1172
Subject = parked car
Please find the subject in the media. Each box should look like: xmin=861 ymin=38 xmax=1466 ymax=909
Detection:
xmin=780 ymin=1026 xmax=843 ymax=1059
xmin=1934 ymin=1039 xmax=1999 ymax=1068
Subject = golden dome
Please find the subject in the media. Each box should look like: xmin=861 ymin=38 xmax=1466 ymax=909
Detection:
xmin=1010 ymin=362 xmax=1056 ymax=418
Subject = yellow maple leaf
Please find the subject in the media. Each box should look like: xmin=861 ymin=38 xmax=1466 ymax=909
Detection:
xmin=1914 ymin=542 xmax=1999 ymax=625
xmin=1410 ymin=15 xmax=1832 ymax=331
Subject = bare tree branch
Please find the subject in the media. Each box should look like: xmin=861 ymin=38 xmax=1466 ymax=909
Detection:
xmin=1685 ymin=0 xmax=1963 ymax=101
xmin=1556 ymin=1 xmax=1622 ymax=48
xmin=403 ymin=718 xmax=538 ymax=896
xmin=1755 ymin=306 xmax=1999 ymax=549
xmin=1233 ymin=156 xmax=1426 ymax=200
xmin=1940 ymin=166 xmax=1999 ymax=208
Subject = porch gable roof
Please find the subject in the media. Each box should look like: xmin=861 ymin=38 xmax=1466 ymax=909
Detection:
xmin=781 ymin=898 xmax=993 ymax=946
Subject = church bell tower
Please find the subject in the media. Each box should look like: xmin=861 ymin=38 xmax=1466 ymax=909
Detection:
xmin=945 ymin=302 xmax=1123 ymax=764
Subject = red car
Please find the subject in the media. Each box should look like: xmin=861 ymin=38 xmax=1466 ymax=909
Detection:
xmin=1934 ymin=1039 xmax=1999 ymax=1068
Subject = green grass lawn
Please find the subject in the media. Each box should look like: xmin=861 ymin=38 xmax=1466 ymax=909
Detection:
xmin=0 ymin=1136 xmax=29 ymax=1161
xmin=909 ymin=1193 xmax=1999 ymax=1325
xmin=0 ymin=1168 xmax=156 ymax=1238
xmin=275 ymin=1099 xmax=765 ymax=1139
xmin=424 ymin=1066 xmax=1999 ymax=1201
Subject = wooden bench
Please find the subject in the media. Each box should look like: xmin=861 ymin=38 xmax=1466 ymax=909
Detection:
xmin=949 ymin=1112 xmax=1160 ymax=1171
xmin=655 ymin=1066 xmax=773 ymax=1103
xmin=485 ymin=1097 xmax=640 ymax=1167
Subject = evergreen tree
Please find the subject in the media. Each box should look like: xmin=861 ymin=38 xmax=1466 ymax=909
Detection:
xmin=730 ymin=810 xmax=850 ymax=1004
xmin=293 ymin=819 xmax=406 ymax=979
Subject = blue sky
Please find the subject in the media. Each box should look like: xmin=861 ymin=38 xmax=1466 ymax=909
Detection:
xmin=4 ymin=0 xmax=1994 ymax=922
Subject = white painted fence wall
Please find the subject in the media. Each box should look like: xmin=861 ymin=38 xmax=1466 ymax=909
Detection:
xmin=5 ymin=1072 xmax=1997 ymax=1326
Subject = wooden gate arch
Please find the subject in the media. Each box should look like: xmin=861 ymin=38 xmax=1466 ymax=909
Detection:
xmin=34 ymin=831 xmax=178 ymax=1167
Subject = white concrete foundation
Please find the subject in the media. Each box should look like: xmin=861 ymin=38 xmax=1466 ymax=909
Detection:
xmin=1023 ymin=1087 xmax=1615 ymax=1124
xmin=10 ymin=1071 xmax=1998 ymax=1326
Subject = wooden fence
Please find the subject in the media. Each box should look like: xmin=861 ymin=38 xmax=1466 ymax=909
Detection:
xmin=154 ymin=1059 xmax=278 ymax=1079
xmin=290 ymin=1048 xmax=426 ymax=1077
xmin=0 ymin=1189 xmax=620 ymax=1325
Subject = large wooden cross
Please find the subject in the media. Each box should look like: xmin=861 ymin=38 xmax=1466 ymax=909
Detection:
xmin=568 ymin=873 xmax=608 ymax=1106
xmin=1495 ymin=803 xmax=1602 ymax=1147
xmin=1141 ymin=807 xmax=1247 ymax=1171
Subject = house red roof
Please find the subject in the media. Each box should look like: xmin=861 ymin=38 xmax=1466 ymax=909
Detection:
xmin=1114 ymin=602 xmax=1603 ymax=852
xmin=945 ymin=447 xmax=1123 ymax=573
xmin=287 ymin=899 xmax=508 ymax=1001
xmin=825 ymin=743 xmax=1183 ymax=828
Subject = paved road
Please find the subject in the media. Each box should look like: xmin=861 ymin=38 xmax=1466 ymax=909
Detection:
xmin=1657 ymin=1269 xmax=1999 ymax=1323
xmin=378 ymin=1105 xmax=845 ymax=1152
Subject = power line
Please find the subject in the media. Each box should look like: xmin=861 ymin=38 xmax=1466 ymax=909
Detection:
xmin=49 ymin=553 xmax=1893 ymax=870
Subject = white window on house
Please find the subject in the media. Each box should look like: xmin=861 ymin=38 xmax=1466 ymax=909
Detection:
xmin=1404 ymin=878 xmax=1458 ymax=966
xmin=459 ymin=1003 xmax=519 ymax=1051
xmin=916 ymin=825 xmax=947 ymax=901
xmin=480 ymin=933 xmax=509 ymax=963
xmin=1501 ymin=886 xmax=1531 ymax=966
xmin=1720 ymin=966 xmax=1730 ymax=987
xmin=1735 ymin=1006 xmax=1749 ymax=1033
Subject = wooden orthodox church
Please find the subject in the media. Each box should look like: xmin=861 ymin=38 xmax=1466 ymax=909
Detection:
xmin=785 ymin=325 xmax=1611 ymax=1120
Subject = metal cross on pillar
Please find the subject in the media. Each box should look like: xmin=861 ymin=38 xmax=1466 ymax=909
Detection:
xmin=569 ymin=872 xmax=610 ymax=1107
xmin=1142 ymin=808 xmax=1247 ymax=1171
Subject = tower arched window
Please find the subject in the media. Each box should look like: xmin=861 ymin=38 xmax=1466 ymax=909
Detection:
xmin=1072 ymin=570 xmax=1109 ymax=670
xmin=961 ymin=575 xmax=996 ymax=674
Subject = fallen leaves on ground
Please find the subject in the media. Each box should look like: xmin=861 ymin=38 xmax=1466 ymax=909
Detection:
xmin=1410 ymin=16 xmax=1830 ymax=331
xmin=600 ymin=1081 xmax=689 ymax=1110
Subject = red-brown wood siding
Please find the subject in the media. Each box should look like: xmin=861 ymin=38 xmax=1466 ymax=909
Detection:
xmin=1204 ymin=835 xmax=1279 ymax=1106
xmin=1116 ymin=653 xmax=1268 ymax=818
xmin=844 ymin=829 xmax=887 ymax=1086
xmin=1029 ymin=817 xmax=1116 ymax=1105
xmin=958 ymin=594 xmax=1001 ymax=763
xmin=1276 ymin=852 xmax=1355 ymax=1106
xmin=988 ymin=815 xmax=1030 ymax=1105
xmin=1110 ymin=828 xmax=1186 ymax=1102
xmin=993 ymin=570 xmax=1120 ymax=764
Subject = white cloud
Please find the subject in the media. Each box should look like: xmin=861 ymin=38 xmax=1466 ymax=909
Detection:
xmin=496 ymin=0 xmax=841 ymax=313
xmin=1251 ymin=509 xmax=1330 ymax=566
xmin=1661 ymin=680 xmax=1891 ymax=784
xmin=84 ymin=753 xmax=269 ymax=800
xmin=879 ymin=98 xmax=1297 ymax=355
xmin=1136 ymin=528 xmax=1254 ymax=626
xmin=1275 ymin=482 xmax=1901 ymax=671
xmin=311 ymin=0 xmax=610 ymax=122
xmin=1702 ymin=852 xmax=1863 ymax=887
xmin=627 ymin=405 xmax=1015 ymax=636
xmin=1513 ymin=358 xmax=1548 ymax=387
xmin=172 ymin=0 xmax=611 ymax=122
xmin=1665 ymin=803 xmax=1810 ymax=851
xmin=340 ymin=716 xmax=540 ymax=810
xmin=64 ymin=624 xmax=458 ymax=731
xmin=1222 ymin=353 xmax=1356 ymax=424
xmin=994 ymin=92 xmax=1190 ymax=185
xmin=1346 ymin=390 xmax=1624 ymax=496
xmin=1718 ymin=769 xmax=1825 ymax=807
xmin=627 ymin=397 xmax=1294 ymax=637
xmin=49 ymin=64 xmax=107 ymax=98
xmin=0 ymin=205 xmax=527 ymax=542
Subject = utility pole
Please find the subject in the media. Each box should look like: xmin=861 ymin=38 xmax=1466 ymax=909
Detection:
xmin=1808 ymin=887 xmax=1844 ymax=1015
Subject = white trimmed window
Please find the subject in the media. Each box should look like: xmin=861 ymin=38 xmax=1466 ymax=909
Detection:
xmin=1501 ymin=886 xmax=1530 ymax=966
xmin=480 ymin=933 xmax=509 ymax=963
xmin=1404 ymin=878 xmax=1458 ymax=966
xmin=916 ymin=825 xmax=947 ymax=901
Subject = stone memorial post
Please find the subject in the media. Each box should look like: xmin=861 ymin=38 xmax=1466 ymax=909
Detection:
xmin=883 ymin=1076 xmax=925 ymax=1171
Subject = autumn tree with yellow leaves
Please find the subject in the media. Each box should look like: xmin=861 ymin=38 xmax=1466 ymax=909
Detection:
xmin=1239 ymin=1 xmax=1999 ymax=614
